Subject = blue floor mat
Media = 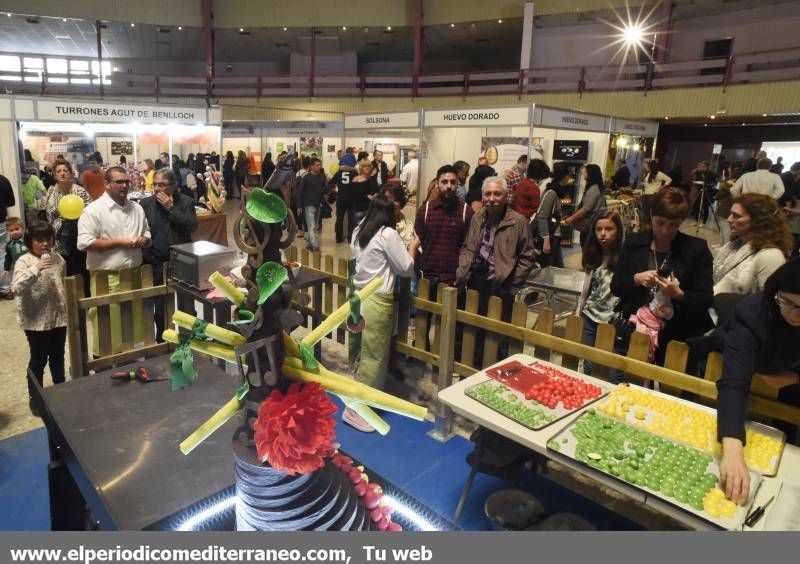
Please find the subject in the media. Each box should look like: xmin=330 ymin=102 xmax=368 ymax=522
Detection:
xmin=0 ymin=427 xmax=50 ymax=530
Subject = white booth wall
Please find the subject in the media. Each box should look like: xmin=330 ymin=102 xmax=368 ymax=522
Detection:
xmin=422 ymin=126 xmax=532 ymax=186
xmin=343 ymin=132 xmax=420 ymax=177
xmin=264 ymin=134 xmax=342 ymax=174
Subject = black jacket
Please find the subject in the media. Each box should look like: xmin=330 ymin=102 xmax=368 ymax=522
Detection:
xmin=0 ymin=174 xmax=15 ymax=222
xmin=611 ymin=230 xmax=714 ymax=349
xmin=716 ymin=292 xmax=800 ymax=443
xmin=373 ymin=160 xmax=390 ymax=188
xmin=612 ymin=166 xmax=630 ymax=189
xmin=140 ymin=191 xmax=198 ymax=262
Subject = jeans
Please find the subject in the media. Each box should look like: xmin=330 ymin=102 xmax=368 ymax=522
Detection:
xmin=25 ymin=326 xmax=67 ymax=399
xmin=0 ymin=223 xmax=8 ymax=294
xmin=304 ymin=206 xmax=320 ymax=251
xmin=581 ymin=314 xmax=625 ymax=383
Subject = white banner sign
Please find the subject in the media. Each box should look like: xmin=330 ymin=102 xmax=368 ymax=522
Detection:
xmin=268 ymin=129 xmax=335 ymax=137
xmin=612 ymin=118 xmax=659 ymax=137
xmin=36 ymin=100 xmax=209 ymax=124
xmin=537 ymin=107 xmax=608 ymax=132
xmin=344 ymin=112 xmax=420 ymax=129
xmin=424 ymin=106 xmax=530 ymax=127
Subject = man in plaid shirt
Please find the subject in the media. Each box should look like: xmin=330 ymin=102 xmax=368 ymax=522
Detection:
xmin=505 ymin=154 xmax=528 ymax=207
xmin=411 ymin=165 xmax=474 ymax=290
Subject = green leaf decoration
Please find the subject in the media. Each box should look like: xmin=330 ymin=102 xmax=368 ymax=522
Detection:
xmin=256 ymin=261 xmax=287 ymax=305
xmin=246 ymin=189 xmax=288 ymax=224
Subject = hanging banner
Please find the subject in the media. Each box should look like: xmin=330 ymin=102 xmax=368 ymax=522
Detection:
xmin=537 ymin=107 xmax=608 ymax=132
xmin=481 ymin=137 xmax=529 ymax=177
xmin=612 ymin=118 xmax=659 ymax=137
xmin=424 ymin=106 xmax=530 ymax=127
xmin=344 ymin=112 xmax=420 ymax=129
xmin=36 ymin=100 xmax=209 ymax=124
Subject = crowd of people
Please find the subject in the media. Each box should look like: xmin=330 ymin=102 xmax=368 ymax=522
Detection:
xmin=2 ymin=141 xmax=799 ymax=503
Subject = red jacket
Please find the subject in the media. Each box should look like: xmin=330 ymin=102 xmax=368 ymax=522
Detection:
xmin=510 ymin=178 xmax=540 ymax=219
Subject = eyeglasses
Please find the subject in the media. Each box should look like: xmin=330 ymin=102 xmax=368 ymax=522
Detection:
xmin=153 ymin=182 xmax=173 ymax=188
xmin=439 ymin=179 xmax=458 ymax=185
xmin=775 ymin=294 xmax=800 ymax=314
xmin=109 ymin=179 xmax=131 ymax=187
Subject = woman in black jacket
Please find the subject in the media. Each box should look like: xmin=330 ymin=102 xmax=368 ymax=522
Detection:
xmin=611 ymin=187 xmax=714 ymax=363
xmin=716 ymin=258 xmax=800 ymax=505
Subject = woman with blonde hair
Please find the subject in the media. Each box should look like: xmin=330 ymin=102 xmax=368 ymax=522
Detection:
xmin=142 ymin=158 xmax=156 ymax=191
xmin=713 ymin=194 xmax=793 ymax=296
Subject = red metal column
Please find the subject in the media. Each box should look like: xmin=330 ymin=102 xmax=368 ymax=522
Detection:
xmin=310 ymin=27 xmax=316 ymax=98
xmin=202 ymin=0 xmax=215 ymax=97
xmin=412 ymin=0 xmax=423 ymax=98
xmin=95 ymin=20 xmax=104 ymax=97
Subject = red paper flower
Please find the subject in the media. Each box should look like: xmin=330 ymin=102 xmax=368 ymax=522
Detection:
xmin=253 ymin=382 xmax=338 ymax=475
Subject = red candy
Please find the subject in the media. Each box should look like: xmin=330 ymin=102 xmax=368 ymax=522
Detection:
xmin=378 ymin=516 xmax=390 ymax=531
xmin=524 ymin=363 xmax=602 ymax=409
xmin=364 ymin=490 xmax=382 ymax=509
xmin=387 ymin=521 xmax=403 ymax=532
xmin=370 ymin=508 xmax=384 ymax=522
xmin=348 ymin=468 xmax=363 ymax=484
xmin=354 ymin=480 xmax=367 ymax=496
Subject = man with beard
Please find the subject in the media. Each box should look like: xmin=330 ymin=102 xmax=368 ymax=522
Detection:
xmin=456 ymin=176 xmax=535 ymax=321
xmin=411 ymin=165 xmax=474 ymax=292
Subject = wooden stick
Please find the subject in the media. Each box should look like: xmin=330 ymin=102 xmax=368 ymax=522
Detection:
xmin=301 ymin=278 xmax=383 ymax=347
xmin=180 ymin=395 xmax=242 ymax=455
xmin=208 ymin=271 xmax=246 ymax=307
xmin=162 ymin=329 xmax=237 ymax=362
xmin=172 ymin=310 xmax=246 ymax=347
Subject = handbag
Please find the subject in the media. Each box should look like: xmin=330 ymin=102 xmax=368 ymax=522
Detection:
xmin=320 ymin=198 xmax=333 ymax=219
xmin=611 ymin=310 xmax=636 ymax=349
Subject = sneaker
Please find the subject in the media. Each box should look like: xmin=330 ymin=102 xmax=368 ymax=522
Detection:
xmin=342 ymin=407 xmax=375 ymax=432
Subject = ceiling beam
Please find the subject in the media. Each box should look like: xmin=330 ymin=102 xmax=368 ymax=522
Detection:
xmin=202 ymin=0 xmax=214 ymax=97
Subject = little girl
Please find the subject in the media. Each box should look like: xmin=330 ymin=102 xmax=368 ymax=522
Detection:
xmin=11 ymin=221 xmax=68 ymax=416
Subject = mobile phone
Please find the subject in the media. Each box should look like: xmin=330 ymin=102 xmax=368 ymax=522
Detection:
xmin=657 ymin=267 xmax=672 ymax=278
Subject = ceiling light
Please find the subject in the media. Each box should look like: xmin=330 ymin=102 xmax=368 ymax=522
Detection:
xmin=450 ymin=23 xmax=455 ymax=28
xmin=633 ymin=143 xmax=641 ymax=151
xmin=704 ymin=124 xmax=708 ymax=127
xmin=282 ymin=27 xmax=287 ymax=31
xmin=386 ymin=26 xmax=391 ymax=31
xmin=664 ymin=116 xmax=669 ymax=120
xmin=6 ymin=13 xmax=11 ymax=18
xmin=762 ymin=113 xmax=767 ymax=117
xmin=342 ymin=26 xmax=347 ymax=30
xmin=130 ymin=23 xmax=135 ymax=27
xmin=741 ymin=122 xmax=746 ymax=126
xmin=239 ymin=28 xmax=244 ymax=32
xmin=498 ymin=19 xmax=503 ymax=23
xmin=62 ymin=18 xmax=67 ymax=22
xmin=710 ymin=115 xmax=716 ymax=119
xmin=622 ymin=23 xmax=644 ymax=46
xmin=178 ymin=26 xmax=183 ymax=30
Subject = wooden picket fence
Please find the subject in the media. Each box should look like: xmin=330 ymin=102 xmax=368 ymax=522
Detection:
xmin=64 ymin=264 xmax=173 ymax=380
xmin=285 ymin=245 xmax=800 ymax=433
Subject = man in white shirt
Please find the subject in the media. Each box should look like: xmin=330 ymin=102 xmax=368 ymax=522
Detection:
xmin=400 ymin=151 xmax=419 ymax=195
xmin=731 ymin=158 xmax=785 ymax=200
xmin=77 ymin=166 xmax=151 ymax=354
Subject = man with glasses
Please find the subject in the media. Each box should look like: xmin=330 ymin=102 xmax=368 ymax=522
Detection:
xmin=78 ymin=167 xmax=151 ymax=354
xmin=140 ymin=169 xmax=198 ymax=341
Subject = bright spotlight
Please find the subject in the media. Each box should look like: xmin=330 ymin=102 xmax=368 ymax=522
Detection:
xmin=622 ymin=23 xmax=644 ymax=46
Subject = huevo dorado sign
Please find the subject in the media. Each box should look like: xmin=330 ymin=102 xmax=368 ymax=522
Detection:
xmin=424 ymin=106 xmax=530 ymax=127
xmin=36 ymin=100 xmax=213 ymax=125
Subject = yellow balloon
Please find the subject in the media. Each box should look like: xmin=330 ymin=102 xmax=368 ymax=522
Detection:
xmin=58 ymin=194 xmax=85 ymax=220
xmin=328 ymin=163 xmax=340 ymax=177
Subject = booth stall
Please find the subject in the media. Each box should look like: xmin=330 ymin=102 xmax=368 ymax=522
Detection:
xmin=0 ymin=96 xmax=224 ymax=241
xmin=343 ymin=111 xmax=422 ymax=202
xmin=528 ymin=106 xmax=612 ymax=246
xmin=223 ymin=121 xmax=343 ymax=178
xmin=607 ymin=117 xmax=660 ymax=185
xmin=421 ymin=105 xmax=532 ymax=205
